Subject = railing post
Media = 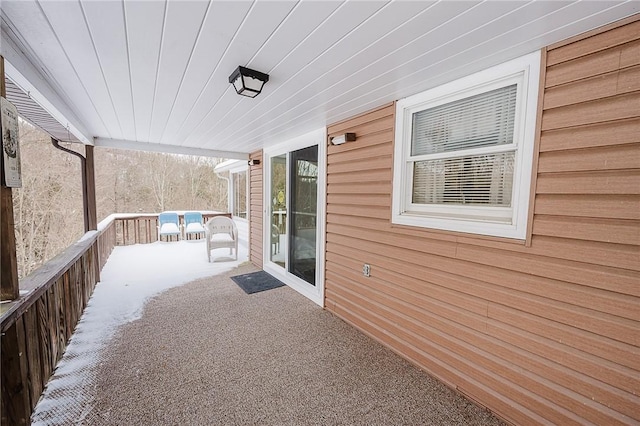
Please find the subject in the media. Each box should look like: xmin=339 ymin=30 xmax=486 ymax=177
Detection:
xmin=1 ymin=319 xmax=31 ymax=425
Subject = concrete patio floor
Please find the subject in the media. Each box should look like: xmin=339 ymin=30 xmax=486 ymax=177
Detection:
xmin=80 ymin=263 xmax=503 ymax=425
xmin=29 ymin=220 xmax=504 ymax=425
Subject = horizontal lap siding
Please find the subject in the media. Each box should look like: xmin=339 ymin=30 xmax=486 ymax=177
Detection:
xmin=324 ymin=17 xmax=640 ymax=426
xmin=249 ymin=151 xmax=263 ymax=268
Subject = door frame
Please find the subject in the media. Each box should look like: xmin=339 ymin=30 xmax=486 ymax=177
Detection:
xmin=262 ymin=128 xmax=326 ymax=307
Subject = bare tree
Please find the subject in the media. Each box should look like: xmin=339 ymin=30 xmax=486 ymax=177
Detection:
xmin=13 ymin=121 xmax=231 ymax=279
xmin=13 ymin=122 xmax=83 ymax=278
xmin=145 ymin=152 xmax=177 ymax=212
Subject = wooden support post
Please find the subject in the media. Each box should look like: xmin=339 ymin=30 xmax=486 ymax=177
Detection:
xmin=85 ymin=145 xmax=100 ymax=282
xmin=0 ymin=54 xmax=20 ymax=301
xmin=85 ymin=145 xmax=97 ymax=231
xmin=51 ymin=138 xmax=91 ymax=232
xmin=1 ymin=56 xmax=29 ymax=426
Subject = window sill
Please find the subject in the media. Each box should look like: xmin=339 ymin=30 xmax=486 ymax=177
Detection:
xmin=390 ymin=216 xmax=528 ymax=246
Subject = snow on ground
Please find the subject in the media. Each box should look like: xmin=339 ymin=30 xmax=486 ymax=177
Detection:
xmin=31 ymin=220 xmax=248 ymax=425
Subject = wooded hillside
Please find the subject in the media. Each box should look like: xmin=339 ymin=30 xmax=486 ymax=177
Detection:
xmin=13 ymin=121 xmax=228 ymax=278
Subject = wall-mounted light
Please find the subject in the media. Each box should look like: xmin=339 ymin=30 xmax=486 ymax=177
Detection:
xmin=248 ymin=159 xmax=261 ymax=166
xmin=330 ymin=133 xmax=356 ymax=145
xmin=229 ymin=66 xmax=269 ymax=98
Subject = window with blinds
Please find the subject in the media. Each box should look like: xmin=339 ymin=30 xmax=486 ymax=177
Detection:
xmin=410 ymin=85 xmax=517 ymax=208
xmin=412 ymin=152 xmax=514 ymax=206
xmin=392 ymin=52 xmax=541 ymax=239
xmin=411 ymin=85 xmax=517 ymax=156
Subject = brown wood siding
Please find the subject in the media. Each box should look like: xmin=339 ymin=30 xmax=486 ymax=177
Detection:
xmin=249 ymin=151 xmax=263 ymax=268
xmin=324 ymin=17 xmax=640 ymax=426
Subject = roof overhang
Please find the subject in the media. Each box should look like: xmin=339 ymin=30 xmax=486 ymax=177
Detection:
xmin=2 ymin=26 xmax=91 ymax=144
xmin=5 ymin=78 xmax=81 ymax=143
xmin=214 ymin=159 xmax=248 ymax=174
xmin=94 ymin=138 xmax=248 ymax=160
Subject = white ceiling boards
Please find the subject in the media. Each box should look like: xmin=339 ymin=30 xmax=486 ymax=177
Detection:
xmin=1 ymin=1 xmax=637 ymax=156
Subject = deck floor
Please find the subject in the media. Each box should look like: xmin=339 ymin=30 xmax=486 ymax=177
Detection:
xmin=31 ymin=224 xmax=504 ymax=425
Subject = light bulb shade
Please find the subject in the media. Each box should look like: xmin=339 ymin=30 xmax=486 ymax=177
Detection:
xmin=229 ymin=66 xmax=269 ymax=98
xmin=330 ymin=133 xmax=356 ymax=145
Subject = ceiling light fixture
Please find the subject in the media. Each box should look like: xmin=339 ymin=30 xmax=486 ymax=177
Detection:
xmin=229 ymin=66 xmax=269 ymax=98
xmin=330 ymin=133 xmax=356 ymax=145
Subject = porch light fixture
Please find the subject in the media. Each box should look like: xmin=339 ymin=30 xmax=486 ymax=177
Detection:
xmin=330 ymin=133 xmax=356 ymax=145
xmin=248 ymin=159 xmax=261 ymax=166
xmin=229 ymin=66 xmax=269 ymax=98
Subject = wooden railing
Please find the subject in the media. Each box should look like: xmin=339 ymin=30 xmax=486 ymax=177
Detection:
xmin=0 ymin=211 xmax=229 ymax=424
xmin=1 ymin=225 xmax=114 ymax=424
xmin=115 ymin=212 xmax=231 ymax=245
xmin=115 ymin=214 xmax=160 ymax=245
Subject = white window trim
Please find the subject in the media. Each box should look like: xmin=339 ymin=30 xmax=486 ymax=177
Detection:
xmin=214 ymin=159 xmax=248 ymax=220
xmin=231 ymin=170 xmax=248 ymax=221
xmin=392 ymin=51 xmax=541 ymax=240
xmin=263 ymin=128 xmax=326 ymax=307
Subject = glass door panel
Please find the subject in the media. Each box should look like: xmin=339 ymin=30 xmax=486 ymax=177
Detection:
xmin=270 ymin=155 xmax=287 ymax=268
xmin=289 ymin=146 xmax=318 ymax=285
xmin=233 ymin=171 xmax=247 ymax=219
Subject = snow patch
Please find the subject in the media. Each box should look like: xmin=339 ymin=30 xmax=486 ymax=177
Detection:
xmin=31 ymin=221 xmax=248 ymax=424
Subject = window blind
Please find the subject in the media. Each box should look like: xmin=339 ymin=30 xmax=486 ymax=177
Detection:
xmin=411 ymin=84 xmax=517 ymax=156
xmin=412 ymin=152 xmax=515 ymax=206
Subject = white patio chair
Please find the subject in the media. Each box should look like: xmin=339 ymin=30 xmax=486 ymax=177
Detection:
xmin=205 ymin=216 xmax=238 ymax=261
xmin=157 ymin=212 xmax=181 ymax=241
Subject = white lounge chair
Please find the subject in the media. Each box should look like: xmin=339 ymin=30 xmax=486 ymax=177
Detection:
xmin=205 ymin=216 xmax=238 ymax=261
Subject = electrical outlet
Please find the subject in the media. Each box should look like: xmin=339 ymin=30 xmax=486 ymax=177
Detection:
xmin=363 ymin=263 xmax=371 ymax=277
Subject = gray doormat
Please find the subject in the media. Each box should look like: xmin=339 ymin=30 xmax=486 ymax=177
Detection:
xmin=231 ymin=270 xmax=286 ymax=294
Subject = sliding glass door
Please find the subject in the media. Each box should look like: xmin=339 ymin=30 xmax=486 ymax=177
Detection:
xmin=289 ymin=145 xmax=318 ymax=285
xmin=264 ymin=129 xmax=325 ymax=305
